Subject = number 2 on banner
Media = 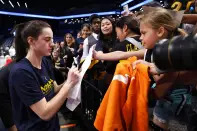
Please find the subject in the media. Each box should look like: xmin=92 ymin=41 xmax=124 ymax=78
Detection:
xmin=171 ymin=1 xmax=182 ymax=11
xmin=171 ymin=0 xmax=195 ymax=11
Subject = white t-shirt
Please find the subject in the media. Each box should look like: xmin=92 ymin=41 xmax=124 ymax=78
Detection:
xmin=9 ymin=47 xmax=16 ymax=57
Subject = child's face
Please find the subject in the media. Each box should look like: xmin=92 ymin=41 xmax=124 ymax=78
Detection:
xmin=115 ymin=27 xmax=126 ymax=42
xmin=140 ymin=23 xmax=160 ymax=49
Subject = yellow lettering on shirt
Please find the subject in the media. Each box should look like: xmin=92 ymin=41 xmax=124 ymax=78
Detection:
xmin=126 ymin=43 xmax=139 ymax=52
xmin=120 ymin=43 xmax=140 ymax=63
xmin=40 ymin=79 xmax=54 ymax=95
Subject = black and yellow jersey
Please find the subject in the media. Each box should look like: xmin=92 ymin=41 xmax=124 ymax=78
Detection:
xmin=113 ymin=36 xmax=142 ymax=52
xmin=106 ymin=36 xmax=142 ymax=74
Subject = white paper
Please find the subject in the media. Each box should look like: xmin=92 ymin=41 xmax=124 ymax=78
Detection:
xmin=66 ymin=45 xmax=95 ymax=111
xmin=123 ymin=4 xmax=129 ymax=16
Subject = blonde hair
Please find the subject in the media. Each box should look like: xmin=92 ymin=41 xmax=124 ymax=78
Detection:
xmin=140 ymin=7 xmax=179 ymax=37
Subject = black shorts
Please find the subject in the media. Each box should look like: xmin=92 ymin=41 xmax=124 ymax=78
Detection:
xmin=0 ymin=94 xmax=14 ymax=128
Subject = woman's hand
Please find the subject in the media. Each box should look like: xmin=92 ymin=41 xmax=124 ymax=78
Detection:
xmin=65 ymin=66 xmax=80 ymax=88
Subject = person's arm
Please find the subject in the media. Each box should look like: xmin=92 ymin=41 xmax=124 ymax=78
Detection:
xmin=149 ymin=70 xmax=197 ymax=98
xmin=148 ymin=69 xmax=197 ymax=85
xmin=132 ymin=60 xmax=197 ymax=98
xmin=53 ymin=81 xmax=65 ymax=93
xmin=151 ymin=70 xmax=197 ymax=98
xmin=182 ymin=14 xmax=197 ymax=24
xmin=176 ymin=71 xmax=197 ymax=84
xmin=152 ymin=72 xmax=179 ymax=98
xmin=93 ymin=49 xmax=145 ymax=61
xmin=30 ymin=67 xmax=79 ymax=121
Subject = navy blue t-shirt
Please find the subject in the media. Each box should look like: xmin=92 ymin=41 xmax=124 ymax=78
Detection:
xmin=9 ymin=57 xmax=59 ymax=131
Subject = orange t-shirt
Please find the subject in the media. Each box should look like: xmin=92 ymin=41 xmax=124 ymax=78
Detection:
xmin=94 ymin=56 xmax=150 ymax=131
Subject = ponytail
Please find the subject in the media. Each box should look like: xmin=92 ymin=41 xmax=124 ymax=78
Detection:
xmin=14 ymin=23 xmax=27 ymax=62
xmin=167 ymin=28 xmax=188 ymax=39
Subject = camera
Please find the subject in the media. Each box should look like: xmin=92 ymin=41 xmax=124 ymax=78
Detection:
xmin=152 ymin=34 xmax=197 ymax=71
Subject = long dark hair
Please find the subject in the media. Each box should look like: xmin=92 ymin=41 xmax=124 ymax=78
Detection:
xmin=99 ymin=16 xmax=117 ymax=42
xmin=116 ymin=16 xmax=140 ymax=35
xmin=14 ymin=20 xmax=51 ymax=62
xmin=64 ymin=33 xmax=75 ymax=48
